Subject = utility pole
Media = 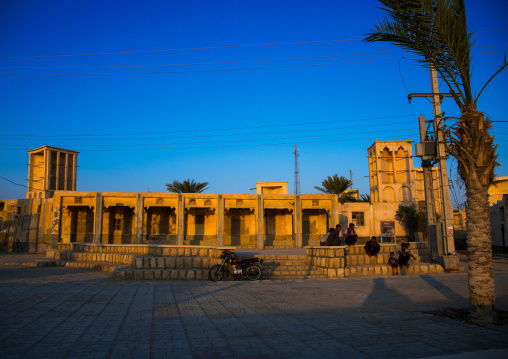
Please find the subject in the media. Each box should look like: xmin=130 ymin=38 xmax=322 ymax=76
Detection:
xmin=430 ymin=66 xmax=455 ymax=255
xmin=418 ymin=115 xmax=438 ymax=253
xmin=411 ymin=68 xmax=458 ymax=270
xmin=293 ymin=144 xmax=301 ymax=195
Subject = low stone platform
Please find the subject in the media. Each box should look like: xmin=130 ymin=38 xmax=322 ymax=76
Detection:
xmin=0 ymin=241 xmax=456 ymax=280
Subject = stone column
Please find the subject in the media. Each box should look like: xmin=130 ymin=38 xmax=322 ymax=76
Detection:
xmin=295 ymin=195 xmax=302 ymax=248
xmin=50 ymin=195 xmax=63 ymax=248
xmin=217 ymin=194 xmax=224 ymax=246
xmin=72 ymin=154 xmax=78 ymax=191
xmin=257 ymin=195 xmax=264 ymax=249
xmin=55 ymin=152 xmax=60 ymax=190
xmin=391 ymin=149 xmax=397 ymax=184
xmin=135 ymin=193 xmax=143 ymax=244
xmin=177 ymin=194 xmax=184 ymax=245
xmin=93 ymin=193 xmax=103 ymax=243
xmin=64 ymin=153 xmax=69 ymax=190
xmin=45 ymin=148 xmax=51 ymax=193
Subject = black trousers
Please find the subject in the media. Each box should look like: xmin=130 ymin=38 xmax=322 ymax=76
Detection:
xmin=398 ymin=254 xmax=410 ymax=266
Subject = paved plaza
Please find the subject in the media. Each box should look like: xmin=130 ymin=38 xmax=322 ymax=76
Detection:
xmin=1 ymin=253 xmax=508 ymax=359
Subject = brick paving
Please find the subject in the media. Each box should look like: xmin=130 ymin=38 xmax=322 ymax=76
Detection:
xmin=0 ymin=252 xmax=508 ymax=358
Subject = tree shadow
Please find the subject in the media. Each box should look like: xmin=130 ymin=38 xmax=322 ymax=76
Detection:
xmin=419 ymin=274 xmax=466 ymax=302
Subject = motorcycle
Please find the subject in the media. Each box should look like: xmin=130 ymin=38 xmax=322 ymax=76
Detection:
xmin=209 ymin=249 xmax=263 ymax=281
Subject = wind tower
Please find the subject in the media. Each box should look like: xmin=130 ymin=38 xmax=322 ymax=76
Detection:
xmin=293 ymin=144 xmax=301 ymax=195
xmin=26 ymin=146 xmax=79 ymax=199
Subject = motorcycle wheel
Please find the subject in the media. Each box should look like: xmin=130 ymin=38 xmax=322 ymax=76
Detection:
xmin=209 ymin=264 xmax=225 ymax=281
xmin=245 ymin=265 xmax=262 ymax=280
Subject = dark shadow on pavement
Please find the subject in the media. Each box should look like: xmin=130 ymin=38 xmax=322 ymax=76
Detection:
xmin=420 ymin=275 xmax=466 ymax=302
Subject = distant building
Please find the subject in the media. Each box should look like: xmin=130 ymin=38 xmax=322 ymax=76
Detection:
xmin=26 ymin=146 xmax=79 ymax=199
xmin=0 ymin=140 xmax=466 ymax=253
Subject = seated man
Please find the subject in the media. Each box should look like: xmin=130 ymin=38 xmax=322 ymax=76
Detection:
xmin=327 ymin=227 xmax=341 ymax=246
xmin=397 ymin=242 xmax=416 ymax=268
xmin=344 ymin=223 xmax=358 ymax=245
xmin=364 ymin=236 xmax=380 ymax=256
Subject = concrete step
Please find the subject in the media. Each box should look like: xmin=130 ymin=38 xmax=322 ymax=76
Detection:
xmin=262 ymin=264 xmax=317 ymax=271
xmin=345 ymin=263 xmax=444 ymax=277
xmin=345 ymin=254 xmax=390 ymax=266
xmin=262 ymin=268 xmax=323 ymax=276
xmin=112 ymin=268 xmax=213 ymax=281
xmin=0 ymin=260 xmax=57 ymax=268
xmin=56 ymin=261 xmax=122 ymax=273
xmin=55 ymin=251 xmax=135 ymax=266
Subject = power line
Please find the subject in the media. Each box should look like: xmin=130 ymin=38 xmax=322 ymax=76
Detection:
xmin=0 ymin=134 xmax=422 ymax=152
xmin=0 ymin=30 xmax=505 ymax=60
xmin=0 ymin=51 xmax=405 ymax=69
xmin=0 ymin=121 xmax=418 ymax=142
xmin=0 ymin=127 xmax=419 ymax=148
xmin=0 ymin=57 xmax=402 ymax=75
xmin=0 ymin=114 xmax=434 ymax=138
xmin=2 ymin=46 xmax=504 ymax=70
xmin=0 ymin=175 xmax=31 ymax=189
xmin=0 ymin=39 xmax=363 ymax=60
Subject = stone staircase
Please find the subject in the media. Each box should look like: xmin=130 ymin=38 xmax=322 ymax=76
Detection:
xmin=236 ymin=253 xmax=323 ymax=280
xmin=54 ymin=243 xmax=226 ymax=280
xmin=342 ymin=244 xmax=444 ymax=277
xmin=49 ymin=242 xmax=451 ymax=280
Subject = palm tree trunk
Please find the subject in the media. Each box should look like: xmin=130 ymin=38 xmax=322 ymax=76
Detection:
xmin=465 ymin=184 xmax=496 ymax=325
xmin=452 ymin=106 xmax=498 ymax=325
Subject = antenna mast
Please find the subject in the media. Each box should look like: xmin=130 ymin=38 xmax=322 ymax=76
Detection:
xmin=293 ymin=144 xmax=301 ymax=195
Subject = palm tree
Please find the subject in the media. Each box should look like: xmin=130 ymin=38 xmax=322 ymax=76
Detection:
xmin=314 ymin=175 xmax=352 ymax=196
xmin=360 ymin=194 xmax=371 ymax=203
xmin=166 ymin=179 xmax=209 ymax=193
xmin=364 ymin=0 xmax=507 ymax=325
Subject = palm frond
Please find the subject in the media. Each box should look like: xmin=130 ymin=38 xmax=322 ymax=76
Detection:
xmin=364 ymin=0 xmax=474 ymax=106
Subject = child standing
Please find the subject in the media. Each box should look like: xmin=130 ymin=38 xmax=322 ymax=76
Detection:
xmin=388 ymin=252 xmax=399 ymax=275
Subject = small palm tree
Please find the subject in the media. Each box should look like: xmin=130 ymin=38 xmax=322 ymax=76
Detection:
xmin=314 ymin=175 xmax=352 ymax=196
xmin=364 ymin=0 xmax=507 ymax=325
xmin=360 ymin=194 xmax=371 ymax=203
xmin=166 ymin=179 xmax=209 ymax=193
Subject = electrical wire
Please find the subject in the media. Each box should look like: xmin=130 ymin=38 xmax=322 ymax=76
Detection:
xmin=0 ymin=114 xmax=435 ymax=138
xmin=0 ymin=57 xmax=402 ymax=75
xmin=0 ymin=127 xmax=419 ymax=148
xmin=0 ymin=39 xmax=364 ymax=60
xmin=0 ymin=133 xmax=422 ymax=151
xmin=0 ymin=51 xmax=405 ymax=69
xmin=0 ymin=121 xmax=418 ymax=142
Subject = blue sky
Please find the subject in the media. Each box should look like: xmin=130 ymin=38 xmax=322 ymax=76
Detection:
xmin=1 ymin=0 xmax=507 ymax=205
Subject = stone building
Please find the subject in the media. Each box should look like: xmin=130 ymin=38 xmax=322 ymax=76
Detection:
xmin=1 ymin=140 xmax=463 ymax=253
xmin=26 ymin=146 xmax=79 ymax=199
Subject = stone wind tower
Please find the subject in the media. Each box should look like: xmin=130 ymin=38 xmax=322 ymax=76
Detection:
xmin=26 ymin=146 xmax=79 ymax=199
xmin=368 ymin=139 xmax=414 ymax=204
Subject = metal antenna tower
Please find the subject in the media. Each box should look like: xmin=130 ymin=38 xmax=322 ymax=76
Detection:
xmin=349 ymin=170 xmax=356 ymax=189
xmin=293 ymin=144 xmax=301 ymax=195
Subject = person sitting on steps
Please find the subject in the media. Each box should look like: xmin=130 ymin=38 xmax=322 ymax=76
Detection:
xmin=344 ymin=223 xmax=358 ymax=245
xmin=397 ymin=242 xmax=416 ymax=269
xmin=327 ymin=227 xmax=341 ymax=246
xmin=388 ymin=252 xmax=399 ymax=275
xmin=335 ymin=224 xmax=343 ymax=245
xmin=364 ymin=236 xmax=380 ymax=257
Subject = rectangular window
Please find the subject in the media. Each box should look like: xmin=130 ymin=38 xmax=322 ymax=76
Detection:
xmin=114 ymin=218 xmax=122 ymax=231
xmin=352 ymin=212 xmax=365 ymax=226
